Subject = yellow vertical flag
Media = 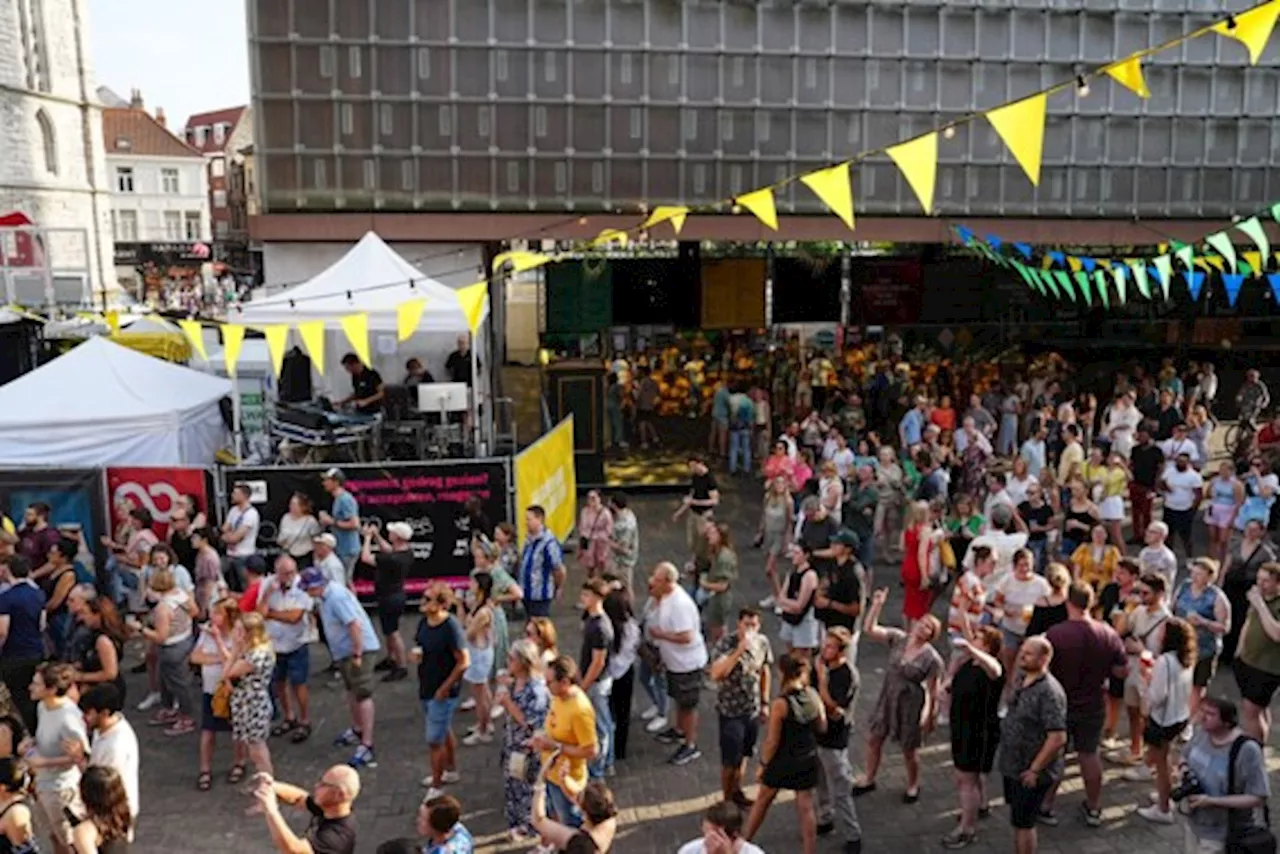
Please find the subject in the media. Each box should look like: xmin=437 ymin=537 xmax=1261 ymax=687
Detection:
xmin=1105 ymin=56 xmax=1151 ymax=98
xmin=263 ymin=324 xmax=289 ymax=377
xmin=177 ymin=319 xmax=207 ymax=361
xmin=457 ymin=282 xmax=488 ymax=334
xmin=735 ymin=188 xmax=779 ymax=231
xmin=104 ymin=310 xmax=120 ymax=334
xmin=642 ymin=205 xmax=690 ymax=235
xmin=886 ymin=132 xmax=938 ymax=214
xmin=985 ymin=93 xmax=1048 ymax=186
xmin=397 ymin=299 xmax=427 ymax=342
xmin=221 ymin=323 xmax=245 ymax=378
xmin=340 ymin=313 xmax=371 ymax=367
xmin=1213 ymin=0 xmax=1280 ymax=64
xmin=297 ymin=319 xmax=326 ymax=374
xmin=799 ymin=162 xmax=855 ymax=231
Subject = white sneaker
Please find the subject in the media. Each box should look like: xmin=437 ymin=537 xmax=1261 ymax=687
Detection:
xmin=462 ymin=729 xmax=493 ymax=746
xmin=1137 ymin=805 xmax=1173 ymax=825
xmin=641 ymin=706 xmax=660 ymax=721
xmin=136 ymin=692 xmax=162 ymax=712
xmin=490 ymin=705 xmax=505 ymax=721
xmin=441 ymin=769 xmax=461 ymax=784
xmin=645 ymin=716 xmax=668 ymax=734
xmin=460 ymin=697 xmax=477 ymax=711
xmin=758 ymin=595 xmax=776 ymax=608
xmin=1122 ymin=765 xmax=1153 ymax=782
xmin=423 ymin=786 xmax=446 ymax=801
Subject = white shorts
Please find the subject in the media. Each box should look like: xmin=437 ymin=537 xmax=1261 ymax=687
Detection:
xmin=1099 ymin=495 xmax=1125 ymax=522
xmin=779 ymin=613 xmax=821 ymax=650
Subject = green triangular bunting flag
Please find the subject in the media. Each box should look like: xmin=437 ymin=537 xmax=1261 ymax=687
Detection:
xmin=1236 ymin=216 xmax=1270 ymax=260
xmin=1054 ymin=270 xmax=1076 ymax=302
xmin=1174 ymin=243 xmax=1195 ymax=272
xmin=1129 ymin=261 xmax=1151 ymax=299
xmin=1038 ymin=268 xmax=1060 ymax=298
xmin=1095 ymin=270 xmax=1110 ymax=309
xmin=1205 ymin=231 xmax=1237 ymax=273
xmin=1153 ymin=255 xmax=1173 ymax=300
xmin=1075 ymin=270 xmax=1093 ymax=306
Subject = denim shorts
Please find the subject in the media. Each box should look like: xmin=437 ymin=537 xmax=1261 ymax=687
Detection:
xmin=273 ymin=647 xmax=310 ymax=686
xmin=422 ymin=695 xmax=461 ymax=745
xmin=780 ymin=612 xmax=821 ymax=650
xmin=464 ymin=646 xmax=495 ymax=685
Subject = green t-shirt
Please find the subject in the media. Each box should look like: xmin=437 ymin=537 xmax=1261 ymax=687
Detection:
xmin=945 ymin=514 xmax=985 ymax=536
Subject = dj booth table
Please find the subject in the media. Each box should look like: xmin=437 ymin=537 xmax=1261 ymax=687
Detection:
xmin=270 ymin=402 xmax=382 ymax=464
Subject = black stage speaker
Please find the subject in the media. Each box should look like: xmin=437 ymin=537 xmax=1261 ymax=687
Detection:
xmin=545 ymin=360 xmax=606 ymax=487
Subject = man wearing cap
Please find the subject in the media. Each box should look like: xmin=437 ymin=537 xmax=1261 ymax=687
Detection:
xmin=360 ymin=521 xmax=413 ymax=682
xmin=518 ymin=505 xmax=566 ymax=618
xmin=221 ymin=483 xmax=261 ymax=593
xmin=814 ymin=530 xmax=866 ymax=661
xmin=260 ymin=555 xmax=316 ymax=742
xmin=300 ymin=566 xmax=381 ymax=769
xmin=312 ymin=533 xmax=347 ymax=588
xmin=319 ymin=469 xmax=362 ymax=582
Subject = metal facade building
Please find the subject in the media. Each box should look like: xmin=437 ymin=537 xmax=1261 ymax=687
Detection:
xmin=249 ymin=0 xmax=1279 ymax=226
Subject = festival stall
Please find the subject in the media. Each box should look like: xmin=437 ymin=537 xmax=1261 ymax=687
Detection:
xmin=0 ymin=337 xmax=233 ymax=467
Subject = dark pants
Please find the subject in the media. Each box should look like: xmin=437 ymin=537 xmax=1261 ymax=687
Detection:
xmin=1 ymin=658 xmax=41 ymax=733
xmin=525 ymin=599 xmax=552 ymax=618
xmin=1129 ymin=482 xmax=1155 ymax=538
xmin=1163 ymin=506 xmax=1195 ymax=554
xmin=608 ymin=666 xmax=635 ymax=761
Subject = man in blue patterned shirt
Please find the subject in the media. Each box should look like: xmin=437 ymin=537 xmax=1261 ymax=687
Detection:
xmin=519 ymin=505 xmax=566 ymax=618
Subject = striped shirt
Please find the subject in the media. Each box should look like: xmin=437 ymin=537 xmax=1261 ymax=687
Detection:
xmin=520 ymin=531 xmax=564 ymax=603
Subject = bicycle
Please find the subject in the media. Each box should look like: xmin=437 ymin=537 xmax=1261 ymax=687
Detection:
xmin=1224 ymin=418 xmax=1259 ymax=466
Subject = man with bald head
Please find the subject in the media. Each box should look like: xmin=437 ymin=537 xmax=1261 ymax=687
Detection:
xmin=260 ymin=555 xmax=315 ymax=741
xmin=647 ymin=561 xmax=708 ymax=766
xmin=255 ymin=764 xmax=361 ymax=854
xmin=998 ymin=636 xmax=1067 ymax=854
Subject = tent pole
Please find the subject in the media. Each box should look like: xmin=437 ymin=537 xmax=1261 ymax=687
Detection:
xmin=470 ymin=338 xmax=480 ymax=455
xmin=231 ymin=378 xmax=244 ymax=461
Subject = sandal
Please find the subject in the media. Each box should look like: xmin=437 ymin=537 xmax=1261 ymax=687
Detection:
xmin=290 ymin=723 xmax=313 ymax=744
xmin=850 ymin=781 xmax=878 ymax=797
xmin=226 ymin=764 xmax=246 ymax=785
xmin=270 ymin=720 xmax=298 ymax=738
xmin=197 ymin=771 xmax=212 ymax=792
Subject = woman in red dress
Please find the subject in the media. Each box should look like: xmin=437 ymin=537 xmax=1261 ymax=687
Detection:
xmin=900 ymin=500 xmax=936 ymax=626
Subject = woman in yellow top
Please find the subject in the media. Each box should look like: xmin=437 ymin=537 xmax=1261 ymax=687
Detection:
xmin=1070 ymin=524 xmax=1121 ymax=591
xmin=1080 ymin=445 xmax=1108 ymax=503
xmin=530 ymin=654 xmax=598 ymax=828
xmin=1094 ymin=451 xmax=1131 ymax=548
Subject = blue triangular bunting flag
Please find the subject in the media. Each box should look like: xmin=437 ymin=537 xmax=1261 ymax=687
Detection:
xmin=1185 ymin=270 xmax=1206 ymax=301
xmin=1222 ymin=272 xmax=1246 ymax=307
xmin=985 ymin=234 xmax=1003 ymax=250
xmin=1014 ymin=242 xmax=1033 ymax=259
xmin=1081 ymin=257 xmax=1096 ymax=273
xmin=955 ymin=225 xmax=975 ymax=244
xmin=1268 ymin=273 xmax=1280 ymax=304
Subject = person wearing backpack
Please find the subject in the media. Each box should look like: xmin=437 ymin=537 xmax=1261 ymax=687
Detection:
xmin=1180 ymin=696 xmax=1272 ymax=854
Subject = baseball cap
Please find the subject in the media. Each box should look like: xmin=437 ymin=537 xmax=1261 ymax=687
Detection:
xmin=298 ymin=567 xmax=327 ymax=590
xmin=386 ymin=521 xmax=413 ymax=541
xmin=321 ymin=467 xmax=346 ymax=483
xmin=312 ymin=533 xmax=337 ymax=548
xmin=832 ymin=529 xmax=860 ymax=548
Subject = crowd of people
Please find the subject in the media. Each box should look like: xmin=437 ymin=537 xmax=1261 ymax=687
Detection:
xmin=0 ymin=348 xmax=1277 ymax=854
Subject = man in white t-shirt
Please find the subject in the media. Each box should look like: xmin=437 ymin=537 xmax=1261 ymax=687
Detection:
xmin=677 ymin=801 xmax=766 ymax=854
xmin=74 ymin=684 xmax=140 ymax=824
xmin=647 ymin=561 xmax=708 ymax=767
xmin=1157 ymin=452 xmax=1203 ymax=556
xmin=221 ymin=483 xmax=261 ymax=592
xmin=1158 ymin=423 xmax=1201 ymax=469
xmin=1137 ymin=522 xmax=1179 ymax=591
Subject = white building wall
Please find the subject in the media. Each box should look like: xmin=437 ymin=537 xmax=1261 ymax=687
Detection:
xmin=106 ymin=154 xmax=210 ymax=242
xmin=0 ymin=0 xmax=115 ymax=303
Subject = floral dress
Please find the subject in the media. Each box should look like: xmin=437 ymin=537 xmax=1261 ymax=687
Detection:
xmin=867 ymin=632 xmax=943 ymax=751
xmin=230 ymin=645 xmax=276 ymax=743
xmin=502 ymin=676 xmax=550 ymax=834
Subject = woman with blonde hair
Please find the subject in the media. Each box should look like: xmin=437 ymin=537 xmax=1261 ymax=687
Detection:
xmin=497 ymin=638 xmax=550 ymax=843
xmin=137 ymin=568 xmax=197 ymax=735
xmin=817 ymin=461 xmax=844 ymax=526
xmin=1070 ymin=524 xmax=1121 ymax=592
xmin=189 ymin=596 xmax=246 ymax=791
xmin=1202 ymin=461 xmax=1244 ymax=564
xmin=577 ymin=490 xmax=614 ymax=579
xmin=1026 ymin=562 xmax=1071 ymax=637
xmin=525 ymin=617 xmax=558 ymax=667
xmin=1171 ymin=557 xmax=1231 ymax=723
xmin=1095 ymin=451 xmax=1131 ymax=548
xmin=899 ymin=500 xmax=936 ymax=627
xmin=756 ymin=477 xmax=793 ymax=607
xmin=699 ymin=523 xmax=738 ymax=643
xmin=222 ymin=610 xmax=275 ymax=778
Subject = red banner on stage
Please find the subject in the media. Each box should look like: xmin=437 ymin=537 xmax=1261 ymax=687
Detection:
xmin=105 ymin=467 xmax=207 ymax=539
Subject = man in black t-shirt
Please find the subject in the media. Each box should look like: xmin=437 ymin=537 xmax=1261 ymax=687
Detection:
xmin=255 ymin=764 xmax=360 ymax=854
xmin=797 ymin=496 xmax=839 ymax=580
xmin=445 ymin=334 xmax=477 ymax=385
xmin=360 ymin=522 xmax=415 ymax=682
xmin=1015 ymin=482 xmax=1055 ymax=573
xmin=166 ymin=507 xmax=197 ymax=573
xmin=336 ymin=353 xmax=386 ymax=415
xmin=1128 ymin=425 xmax=1164 ymax=543
xmin=814 ymin=626 xmax=862 ymax=853
xmin=814 ymin=529 xmax=865 ymax=654
xmin=579 ymin=578 xmax=615 ymax=779
xmin=674 ymin=456 xmax=719 ymax=559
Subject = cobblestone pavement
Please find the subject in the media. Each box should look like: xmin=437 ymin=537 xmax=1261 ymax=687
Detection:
xmin=128 ymin=476 xmax=1279 ymax=853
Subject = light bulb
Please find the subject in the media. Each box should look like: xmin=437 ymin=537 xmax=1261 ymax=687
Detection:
xmin=943 ymin=126 xmax=956 ymax=140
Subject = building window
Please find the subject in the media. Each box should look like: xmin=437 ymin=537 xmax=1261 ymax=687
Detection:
xmin=216 ymin=221 xmax=229 ymax=238
xmin=629 ymin=108 xmax=642 ymax=140
xmin=757 ymin=112 xmax=770 ymax=144
xmin=495 ymin=50 xmax=509 ymax=82
xmin=692 ymin=163 xmax=706 ymax=194
xmin=683 ymin=110 xmax=697 ymax=141
xmin=161 ymin=168 xmax=180 ymax=194
xmin=211 ymin=157 xmax=225 ymax=177
xmin=438 ymin=105 xmax=452 ymax=136
xmin=417 ymin=47 xmax=431 ymax=79
xmin=313 ymin=159 xmax=328 ymax=190
xmin=804 ymin=58 xmax=818 ymax=89
xmin=183 ymin=212 xmax=201 ymax=240
xmin=163 ymin=211 xmax=182 ymax=240
xmin=506 ymin=161 xmax=520 ymax=193
xmin=362 ymin=159 xmax=375 ymax=190
xmin=20 ymin=0 xmax=50 ymax=92
xmin=591 ymin=162 xmax=604 ymax=193
xmin=729 ymin=164 xmax=743 ymax=194
xmin=380 ymin=104 xmax=393 ymax=136
xmin=543 ymin=51 xmax=557 ymax=83
xmin=320 ymin=45 xmax=335 ymax=78
xmin=668 ymin=55 xmax=680 ymax=86
xmin=478 ymin=106 xmax=491 ymax=138
xmin=213 ymin=123 xmax=226 ymax=146
xmin=35 ymin=109 xmax=56 ymax=175
xmin=341 ymin=103 xmax=354 ymax=135
xmin=534 ymin=106 xmax=547 ymax=139
xmin=619 ymin=53 xmax=633 ymax=85
xmin=115 ymin=167 xmax=134 ymax=193
xmin=117 ymin=210 xmax=138 ymax=242
xmin=732 ymin=56 xmax=745 ymax=88
xmin=349 ymin=46 xmax=363 ymax=78
xmin=213 ymin=189 xmax=227 ymax=207
xmin=719 ymin=113 xmax=733 ymax=142
xmin=194 ymin=126 xmax=207 ymax=147
xmin=554 ymin=162 xmax=567 ymax=194
xmin=400 ymin=160 xmax=414 ymax=191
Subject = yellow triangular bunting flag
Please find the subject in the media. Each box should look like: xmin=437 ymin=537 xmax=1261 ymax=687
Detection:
xmin=397 ymin=299 xmax=427 ymax=342
xmin=800 ymin=162 xmax=855 ymax=231
xmin=1067 ymin=256 xmax=1083 ymax=273
xmin=340 ymin=313 xmax=371 ymax=367
xmin=177 ymin=320 xmax=207 ymax=361
xmin=887 ymin=133 xmax=938 ymax=214
xmin=1213 ymin=1 xmax=1280 ymax=64
xmin=263 ymin=325 xmax=289 ymax=377
xmin=735 ymin=188 xmax=779 ymax=231
xmin=1105 ymin=56 xmax=1151 ymax=98
xmin=221 ymin=324 xmax=245 ymax=379
xmin=1244 ymin=250 xmax=1264 ymax=275
xmin=986 ymin=94 xmax=1047 ymax=186
xmin=492 ymin=250 xmax=552 ymax=275
xmin=297 ymin=319 xmax=326 ymax=375
xmin=642 ymin=206 xmax=689 ymax=235
xmin=592 ymin=229 xmax=629 ymax=248
xmin=457 ymin=282 xmax=488 ymax=335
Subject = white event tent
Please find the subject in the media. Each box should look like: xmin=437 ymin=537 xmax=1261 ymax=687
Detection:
xmin=0 ymin=337 xmax=233 ymax=466
xmin=237 ymin=232 xmax=491 ymax=444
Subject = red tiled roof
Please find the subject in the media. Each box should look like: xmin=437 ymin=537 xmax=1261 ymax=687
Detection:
xmin=183 ymin=106 xmax=247 ymax=153
xmin=102 ymin=108 xmax=203 ymax=158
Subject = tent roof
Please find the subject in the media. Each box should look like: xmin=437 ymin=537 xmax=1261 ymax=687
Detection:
xmin=239 ymin=232 xmax=470 ymax=331
xmin=0 ymin=337 xmax=232 ymax=427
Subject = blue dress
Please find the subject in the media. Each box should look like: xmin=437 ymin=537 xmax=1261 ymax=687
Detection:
xmin=502 ymin=677 xmax=550 ymax=834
